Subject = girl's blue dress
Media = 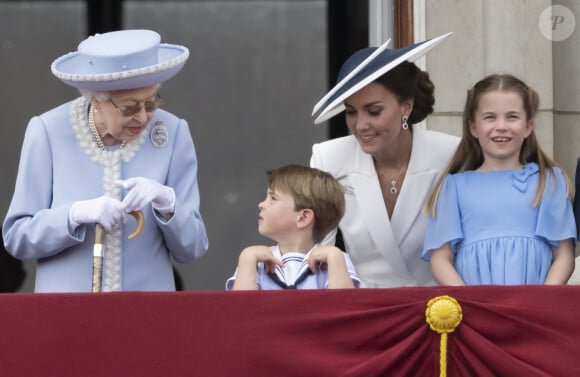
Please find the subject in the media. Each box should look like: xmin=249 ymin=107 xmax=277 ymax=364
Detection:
xmin=422 ymin=163 xmax=576 ymax=285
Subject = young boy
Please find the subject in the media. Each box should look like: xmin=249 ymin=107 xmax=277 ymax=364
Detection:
xmin=226 ymin=164 xmax=360 ymax=290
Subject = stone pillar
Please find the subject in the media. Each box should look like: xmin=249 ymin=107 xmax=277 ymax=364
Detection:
xmin=553 ymin=1 xmax=580 ymax=181
xmin=551 ymin=1 xmax=580 ymax=282
xmin=423 ymin=0 xmax=554 ymax=149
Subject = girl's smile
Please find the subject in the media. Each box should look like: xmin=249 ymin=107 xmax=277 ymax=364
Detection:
xmin=470 ymin=90 xmax=533 ymax=171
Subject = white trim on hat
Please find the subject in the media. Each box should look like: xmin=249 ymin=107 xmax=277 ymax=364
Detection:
xmin=311 ymin=38 xmax=392 ymax=116
xmin=313 ymin=32 xmax=452 ymax=125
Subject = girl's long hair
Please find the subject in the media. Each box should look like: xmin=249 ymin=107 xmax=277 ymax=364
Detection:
xmin=426 ymin=73 xmax=572 ymax=217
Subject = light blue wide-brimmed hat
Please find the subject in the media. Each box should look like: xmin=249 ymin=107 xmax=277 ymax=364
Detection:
xmin=312 ymin=32 xmax=452 ymax=125
xmin=51 ymin=29 xmax=189 ymax=91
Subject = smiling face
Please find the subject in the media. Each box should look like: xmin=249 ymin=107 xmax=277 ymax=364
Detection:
xmin=343 ymin=82 xmax=413 ymax=157
xmin=469 ymin=90 xmax=533 ymax=171
xmin=92 ymin=85 xmax=160 ymax=146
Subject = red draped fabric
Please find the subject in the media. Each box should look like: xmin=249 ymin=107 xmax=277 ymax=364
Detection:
xmin=0 ymin=285 xmax=578 ymax=376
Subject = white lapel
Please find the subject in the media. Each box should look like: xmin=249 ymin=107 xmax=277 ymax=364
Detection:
xmin=348 ymin=129 xmax=443 ymax=274
xmin=348 ymin=146 xmax=411 ymax=273
xmin=391 ymin=129 xmax=439 ymax=245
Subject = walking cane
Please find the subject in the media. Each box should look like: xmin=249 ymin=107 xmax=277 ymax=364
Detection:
xmin=92 ymin=210 xmax=145 ymax=292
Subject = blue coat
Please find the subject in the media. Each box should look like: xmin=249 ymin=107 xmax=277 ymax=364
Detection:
xmin=3 ymin=98 xmax=209 ymax=292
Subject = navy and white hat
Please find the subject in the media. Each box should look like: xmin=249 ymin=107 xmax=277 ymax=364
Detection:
xmin=312 ymin=32 xmax=452 ymax=125
xmin=51 ymin=29 xmax=189 ymax=91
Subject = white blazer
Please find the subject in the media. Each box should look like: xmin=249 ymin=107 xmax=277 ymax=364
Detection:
xmin=310 ymin=128 xmax=459 ymax=288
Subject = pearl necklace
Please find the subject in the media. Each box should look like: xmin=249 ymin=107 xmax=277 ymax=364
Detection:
xmin=88 ymin=105 xmax=126 ymax=150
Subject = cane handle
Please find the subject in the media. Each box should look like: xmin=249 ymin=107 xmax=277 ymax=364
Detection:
xmin=128 ymin=210 xmax=144 ymax=240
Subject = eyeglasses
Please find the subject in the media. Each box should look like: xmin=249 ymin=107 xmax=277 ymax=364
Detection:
xmin=108 ymin=95 xmax=164 ymax=117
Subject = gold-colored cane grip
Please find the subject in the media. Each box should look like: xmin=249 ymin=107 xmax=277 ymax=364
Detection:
xmin=127 ymin=210 xmax=144 ymax=240
xmin=95 ymin=223 xmax=106 ymax=244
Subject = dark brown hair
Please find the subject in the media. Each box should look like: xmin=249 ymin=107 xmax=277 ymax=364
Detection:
xmin=375 ymin=61 xmax=435 ymax=125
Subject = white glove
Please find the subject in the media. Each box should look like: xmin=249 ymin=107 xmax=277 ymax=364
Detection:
xmin=68 ymin=195 xmax=126 ymax=232
xmin=114 ymin=177 xmax=175 ymax=214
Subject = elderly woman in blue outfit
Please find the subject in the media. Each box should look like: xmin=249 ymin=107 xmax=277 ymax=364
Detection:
xmin=3 ymin=30 xmax=209 ymax=292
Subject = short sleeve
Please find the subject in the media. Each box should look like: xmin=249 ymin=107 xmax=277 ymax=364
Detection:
xmin=536 ymin=168 xmax=577 ymax=248
xmin=343 ymin=253 xmax=361 ymax=288
xmin=224 ymin=268 xmax=238 ymax=291
xmin=319 ymin=252 xmax=361 ymax=289
xmin=422 ymin=174 xmax=464 ymax=261
xmin=224 ymin=263 xmax=266 ymax=291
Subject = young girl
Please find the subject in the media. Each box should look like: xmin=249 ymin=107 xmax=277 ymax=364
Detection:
xmin=422 ymin=74 xmax=576 ymax=285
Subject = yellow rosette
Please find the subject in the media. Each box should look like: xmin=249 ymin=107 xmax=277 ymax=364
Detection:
xmin=426 ymin=295 xmax=463 ymax=377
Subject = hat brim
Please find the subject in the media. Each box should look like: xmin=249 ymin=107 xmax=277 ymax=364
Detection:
xmin=51 ymin=44 xmax=189 ymax=91
xmin=313 ymin=32 xmax=452 ymax=125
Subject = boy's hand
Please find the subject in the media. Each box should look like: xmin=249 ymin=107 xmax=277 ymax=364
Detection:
xmin=239 ymin=245 xmax=284 ymax=273
xmin=308 ymin=245 xmax=355 ymax=288
xmin=308 ymin=245 xmax=343 ymax=273
xmin=233 ymin=245 xmax=284 ymax=290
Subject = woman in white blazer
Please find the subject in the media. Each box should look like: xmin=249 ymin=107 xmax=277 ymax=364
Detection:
xmin=310 ymin=34 xmax=459 ymax=288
